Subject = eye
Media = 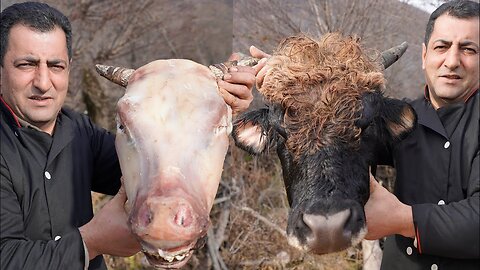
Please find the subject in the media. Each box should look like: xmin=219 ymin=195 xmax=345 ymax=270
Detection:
xmin=463 ymin=47 xmax=478 ymax=55
xmin=117 ymin=118 xmax=126 ymax=132
xmin=16 ymin=62 xmax=36 ymax=69
xmin=51 ymin=65 xmax=65 ymax=72
xmin=47 ymin=63 xmax=67 ymax=72
xmin=117 ymin=121 xmax=135 ymax=143
xmin=433 ymin=45 xmax=447 ymax=52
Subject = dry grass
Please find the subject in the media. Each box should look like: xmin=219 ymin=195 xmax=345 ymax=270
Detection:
xmin=93 ymin=141 xmax=397 ymax=269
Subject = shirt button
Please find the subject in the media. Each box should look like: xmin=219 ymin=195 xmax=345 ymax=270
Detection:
xmin=14 ymin=131 xmax=18 ymax=137
xmin=444 ymin=141 xmax=450 ymax=149
xmin=406 ymin=246 xmax=413 ymax=255
xmin=431 ymin=263 xmax=438 ymax=270
xmin=438 ymin=200 xmax=445 ymax=205
xmin=54 ymin=235 xmax=61 ymax=241
xmin=44 ymin=171 xmax=51 ymax=180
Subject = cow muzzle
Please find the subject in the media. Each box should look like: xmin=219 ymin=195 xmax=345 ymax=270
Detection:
xmin=130 ymin=196 xmax=209 ymax=268
xmin=287 ymin=199 xmax=366 ymax=254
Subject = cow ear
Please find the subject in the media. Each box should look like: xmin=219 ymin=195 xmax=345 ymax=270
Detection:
xmin=358 ymin=91 xmax=417 ymax=141
xmin=232 ymin=108 xmax=270 ymax=155
xmin=380 ymin=97 xmax=417 ymax=141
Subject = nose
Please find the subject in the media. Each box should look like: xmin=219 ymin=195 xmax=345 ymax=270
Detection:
xmin=443 ymin=48 xmax=460 ymax=70
xmin=291 ymin=206 xmax=365 ymax=254
xmin=131 ymin=197 xmax=206 ymax=242
xmin=33 ymin=64 xmax=53 ymax=92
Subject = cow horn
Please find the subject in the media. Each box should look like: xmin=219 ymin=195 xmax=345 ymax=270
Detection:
xmin=381 ymin=42 xmax=408 ymax=69
xmin=209 ymin=54 xmax=260 ymax=79
xmin=95 ymin=64 xmax=135 ymax=87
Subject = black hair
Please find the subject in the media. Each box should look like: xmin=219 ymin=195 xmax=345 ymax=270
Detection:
xmin=424 ymin=0 xmax=479 ymax=46
xmin=0 ymin=1 xmax=72 ymax=66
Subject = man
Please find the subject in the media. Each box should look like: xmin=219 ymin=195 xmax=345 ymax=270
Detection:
xmin=364 ymin=0 xmax=479 ymax=269
xmin=0 ymin=2 xmax=263 ymax=270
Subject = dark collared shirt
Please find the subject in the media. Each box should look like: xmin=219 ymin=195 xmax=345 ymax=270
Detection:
xmin=0 ymin=100 xmax=121 ymax=270
xmin=380 ymin=90 xmax=479 ymax=270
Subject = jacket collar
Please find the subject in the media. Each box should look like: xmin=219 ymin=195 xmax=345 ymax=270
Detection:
xmin=416 ymin=86 xmax=479 ymax=139
xmin=46 ymin=109 xmax=75 ymax=167
xmin=0 ymin=96 xmax=49 ymax=132
xmin=0 ymin=96 xmax=64 ymax=134
xmin=1 ymin=96 xmax=75 ymax=166
xmin=0 ymin=97 xmax=21 ymax=128
xmin=423 ymin=85 xmax=479 ymax=105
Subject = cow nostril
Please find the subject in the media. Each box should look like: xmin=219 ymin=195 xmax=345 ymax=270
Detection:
xmin=294 ymin=216 xmax=311 ymax=234
xmin=173 ymin=205 xmax=193 ymax=228
xmin=343 ymin=206 xmax=365 ymax=235
xmin=136 ymin=206 xmax=154 ymax=229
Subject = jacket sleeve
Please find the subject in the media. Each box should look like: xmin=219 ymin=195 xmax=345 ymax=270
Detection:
xmin=0 ymin=157 xmax=86 ymax=270
xmin=412 ymin=151 xmax=480 ymax=259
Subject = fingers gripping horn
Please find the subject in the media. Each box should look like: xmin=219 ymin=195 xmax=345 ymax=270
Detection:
xmin=95 ymin=64 xmax=135 ymax=87
xmin=380 ymin=42 xmax=408 ymax=69
xmin=209 ymin=53 xmax=260 ymax=79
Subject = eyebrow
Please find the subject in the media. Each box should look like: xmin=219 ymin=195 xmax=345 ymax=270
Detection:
xmin=434 ymin=39 xmax=479 ymax=48
xmin=14 ymin=56 xmax=68 ymax=66
xmin=459 ymin=41 xmax=479 ymax=49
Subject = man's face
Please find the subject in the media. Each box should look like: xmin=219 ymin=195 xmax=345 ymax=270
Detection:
xmin=0 ymin=24 xmax=70 ymax=134
xmin=422 ymin=14 xmax=479 ymax=109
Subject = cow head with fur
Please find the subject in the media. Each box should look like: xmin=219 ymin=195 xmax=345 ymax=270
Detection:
xmin=232 ymin=33 xmax=416 ymax=254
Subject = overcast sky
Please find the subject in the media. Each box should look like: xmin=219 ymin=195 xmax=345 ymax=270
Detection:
xmin=407 ymin=0 xmax=441 ymax=13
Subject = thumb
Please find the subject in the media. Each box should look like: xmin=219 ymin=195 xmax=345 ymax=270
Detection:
xmin=369 ymin=173 xmax=378 ymax=193
xmin=249 ymin=45 xmax=270 ymax=59
xmin=114 ymin=182 xmax=127 ymax=203
xmin=253 ymin=58 xmax=268 ymax=75
xmin=255 ymin=60 xmax=270 ymax=89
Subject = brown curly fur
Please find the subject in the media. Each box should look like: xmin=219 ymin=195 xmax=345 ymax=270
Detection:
xmin=260 ymin=33 xmax=385 ymax=158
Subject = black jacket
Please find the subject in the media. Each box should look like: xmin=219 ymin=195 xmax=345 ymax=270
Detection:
xmin=0 ymin=100 xmax=121 ymax=270
xmin=380 ymin=90 xmax=479 ymax=270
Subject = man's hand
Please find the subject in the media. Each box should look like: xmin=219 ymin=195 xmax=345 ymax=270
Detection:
xmin=218 ymin=46 xmax=269 ymax=115
xmin=364 ymin=173 xmax=415 ymax=240
xmin=79 ymin=184 xmax=141 ymax=260
xmin=250 ymin=45 xmax=271 ymax=89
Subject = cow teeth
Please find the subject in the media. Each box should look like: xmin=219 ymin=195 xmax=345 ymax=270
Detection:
xmin=151 ymin=248 xmax=189 ymax=263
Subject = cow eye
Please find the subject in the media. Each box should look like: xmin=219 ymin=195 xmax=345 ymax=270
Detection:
xmin=117 ymin=122 xmax=130 ymax=138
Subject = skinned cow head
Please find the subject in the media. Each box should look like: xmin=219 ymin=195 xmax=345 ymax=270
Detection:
xmin=232 ymin=33 xmax=416 ymax=254
xmin=96 ymin=59 xmax=237 ymax=268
